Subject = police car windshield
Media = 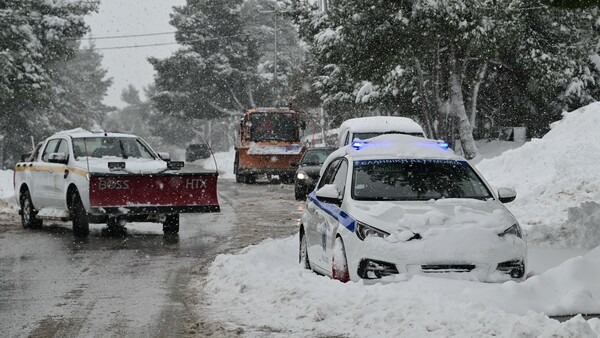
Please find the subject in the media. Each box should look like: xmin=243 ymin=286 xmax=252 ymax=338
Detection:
xmin=72 ymin=137 xmax=156 ymax=160
xmin=351 ymin=159 xmax=493 ymax=201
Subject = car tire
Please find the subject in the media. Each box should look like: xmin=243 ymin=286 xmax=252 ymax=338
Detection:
xmin=244 ymin=175 xmax=256 ymax=184
xmin=20 ymin=189 xmax=42 ymax=229
xmin=71 ymin=192 xmax=89 ymax=237
xmin=332 ymin=237 xmax=350 ymax=283
xmin=163 ymin=214 xmax=180 ymax=234
xmin=299 ymin=230 xmax=311 ymax=270
xmin=295 ymin=186 xmax=306 ymax=201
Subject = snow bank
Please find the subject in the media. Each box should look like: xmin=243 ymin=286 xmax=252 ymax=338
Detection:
xmin=477 ymin=102 xmax=600 ymax=249
xmin=196 ymin=148 xmax=236 ymax=180
xmin=204 ymin=235 xmax=600 ymax=337
xmin=0 ymin=170 xmax=17 ymax=214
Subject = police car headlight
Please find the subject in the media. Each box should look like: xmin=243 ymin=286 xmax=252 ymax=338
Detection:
xmin=356 ymin=221 xmax=389 ymax=241
xmin=498 ymin=224 xmax=523 ymax=239
xmin=297 ymin=171 xmax=308 ymax=180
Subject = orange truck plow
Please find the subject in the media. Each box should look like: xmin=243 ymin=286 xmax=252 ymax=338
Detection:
xmin=234 ymin=107 xmax=306 ymax=183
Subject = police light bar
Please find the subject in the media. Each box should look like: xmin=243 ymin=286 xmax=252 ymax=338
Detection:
xmin=437 ymin=141 xmax=449 ymax=149
xmin=167 ymin=161 xmax=184 ymax=170
xmin=351 ymin=141 xmax=366 ymax=149
xmin=108 ymin=162 xmax=126 ymax=170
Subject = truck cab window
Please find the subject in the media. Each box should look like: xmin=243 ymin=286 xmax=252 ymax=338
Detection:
xmin=41 ymin=139 xmax=60 ymax=162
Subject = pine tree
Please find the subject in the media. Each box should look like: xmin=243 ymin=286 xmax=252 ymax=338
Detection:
xmin=150 ymin=0 xmax=303 ymax=120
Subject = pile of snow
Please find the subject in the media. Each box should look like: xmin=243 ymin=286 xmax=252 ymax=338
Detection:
xmin=477 ymin=103 xmax=600 ymax=249
xmin=0 ymin=170 xmax=17 ymax=214
xmin=196 ymin=148 xmax=236 ymax=180
xmin=203 ymin=235 xmax=600 ymax=337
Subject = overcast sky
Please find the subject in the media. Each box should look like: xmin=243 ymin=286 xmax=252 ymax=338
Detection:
xmin=85 ymin=0 xmax=186 ymax=108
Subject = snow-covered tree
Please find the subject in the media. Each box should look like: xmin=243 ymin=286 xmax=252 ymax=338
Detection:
xmin=292 ymin=0 xmax=600 ymax=159
xmin=150 ymin=0 xmax=303 ymax=120
xmin=0 ymin=0 xmax=99 ymax=165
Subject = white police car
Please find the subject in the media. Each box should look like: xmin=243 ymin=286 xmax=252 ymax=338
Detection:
xmin=299 ymin=134 xmax=526 ymax=283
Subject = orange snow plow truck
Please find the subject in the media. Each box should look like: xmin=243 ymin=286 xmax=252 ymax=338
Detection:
xmin=234 ymin=107 xmax=306 ymax=184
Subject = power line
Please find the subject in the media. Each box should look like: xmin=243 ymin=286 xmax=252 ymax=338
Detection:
xmin=91 ymin=33 xmax=250 ymax=50
xmin=94 ymin=41 xmax=181 ymax=50
xmin=79 ymin=31 xmax=178 ymax=40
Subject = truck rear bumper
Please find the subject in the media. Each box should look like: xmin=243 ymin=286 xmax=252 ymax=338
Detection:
xmin=87 ymin=205 xmax=220 ymax=223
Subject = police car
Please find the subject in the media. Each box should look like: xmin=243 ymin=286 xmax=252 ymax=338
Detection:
xmin=299 ymin=134 xmax=527 ymax=283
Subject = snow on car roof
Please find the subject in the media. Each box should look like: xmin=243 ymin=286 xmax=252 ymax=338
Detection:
xmin=321 ymin=134 xmax=460 ymax=175
xmin=52 ymin=128 xmax=137 ymax=138
xmin=338 ymin=116 xmax=425 ymax=134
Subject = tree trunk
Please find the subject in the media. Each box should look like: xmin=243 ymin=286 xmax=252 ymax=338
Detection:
xmin=412 ymin=57 xmax=436 ymax=139
xmin=470 ymin=62 xmax=487 ymax=135
xmin=448 ymin=50 xmax=478 ymax=159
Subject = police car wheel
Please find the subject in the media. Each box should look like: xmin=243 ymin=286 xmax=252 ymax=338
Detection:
xmin=299 ymin=231 xmax=310 ymax=270
xmin=332 ymin=237 xmax=350 ymax=283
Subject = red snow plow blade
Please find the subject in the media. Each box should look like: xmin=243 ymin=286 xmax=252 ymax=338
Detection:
xmin=89 ymin=172 xmax=220 ymax=213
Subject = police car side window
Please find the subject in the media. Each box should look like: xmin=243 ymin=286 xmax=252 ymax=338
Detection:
xmin=41 ymin=139 xmax=60 ymax=162
xmin=317 ymin=159 xmax=341 ymax=189
xmin=331 ymin=160 xmax=348 ymax=197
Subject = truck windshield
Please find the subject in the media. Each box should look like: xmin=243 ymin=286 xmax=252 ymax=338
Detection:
xmin=250 ymin=113 xmax=299 ymax=142
xmin=352 ymin=159 xmax=493 ymax=201
xmin=72 ymin=137 xmax=156 ymax=160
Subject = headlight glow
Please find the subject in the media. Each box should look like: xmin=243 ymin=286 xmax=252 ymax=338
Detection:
xmin=356 ymin=221 xmax=390 ymax=240
xmin=297 ymin=171 xmax=308 ymax=180
xmin=498 ymin=224 xmax=523 ymax=239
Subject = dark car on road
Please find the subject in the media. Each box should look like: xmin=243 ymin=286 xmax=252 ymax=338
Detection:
xmin=293 ymin=147 xmax=336 ymax=200
xmin=186 ymin=143 xmax=211 ymax=162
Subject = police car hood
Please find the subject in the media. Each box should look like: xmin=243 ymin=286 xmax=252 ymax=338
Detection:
xmin=348 ymin=199 xmax=517 ymax=239
xmin=75 ymin=157 xmax=168 ymax=174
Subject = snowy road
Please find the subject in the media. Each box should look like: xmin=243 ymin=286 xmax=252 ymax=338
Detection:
xmin=0 ymin=179 xmax=300 ymax=338
xmin=0 ymin=176 xmax=597 ymax=337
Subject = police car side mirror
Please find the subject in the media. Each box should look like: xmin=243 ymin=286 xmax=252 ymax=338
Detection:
xmin=316 ymin=184 xmax=341 ymax=205
xmin=498 ymin=187 xmax=516 ymax=203
xmin=48 ymin=152 xmax=68 ymax=164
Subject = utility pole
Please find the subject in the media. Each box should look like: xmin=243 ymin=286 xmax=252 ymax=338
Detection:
xmin=259 ymin=8 xmax=285 ymax=104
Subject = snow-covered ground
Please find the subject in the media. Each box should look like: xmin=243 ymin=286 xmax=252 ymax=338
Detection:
xmin=2 ymin=104 xmax=600 ymax=336
xmin=201 ymin=103 xmax=600 ymax=337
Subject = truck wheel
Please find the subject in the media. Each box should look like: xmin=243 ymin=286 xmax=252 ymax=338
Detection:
xmin=234 ymin=151 xmax=239 ymax=174
xmin=235 ymin=173 xmax=245 ymax=183
xmin=163 ymin=214 xmax=180 ymax=234
xmin=245 ymin=175 xmax=256 ymax=184
xmin=20 ymin=190 xmax=42 ymax=229
xmin=71 ymin=192 xmax=89 ymax=236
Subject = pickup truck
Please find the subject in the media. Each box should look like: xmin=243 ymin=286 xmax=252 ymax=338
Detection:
xmin=14 ymin=129 xmax=220 ymax=236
